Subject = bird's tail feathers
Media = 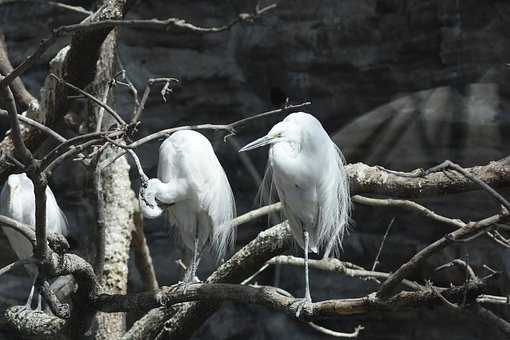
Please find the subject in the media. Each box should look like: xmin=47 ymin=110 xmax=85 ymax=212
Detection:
xmin=319 ymin=144 xmax=351 ymax=259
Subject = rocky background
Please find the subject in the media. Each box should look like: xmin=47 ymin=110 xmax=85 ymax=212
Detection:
xmin=1 ymin=0 xmax=510 ymax=339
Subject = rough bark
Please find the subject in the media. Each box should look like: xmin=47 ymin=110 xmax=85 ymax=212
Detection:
xmin=347 ymin=160 xmax=510 ymax=198
xmin=88 ymin=20 xmax=135 ymax=340
xmin=122 ymin=223 xmax=292 ymax=340
xmin=94 ymin=151 xmax=136 ymax=339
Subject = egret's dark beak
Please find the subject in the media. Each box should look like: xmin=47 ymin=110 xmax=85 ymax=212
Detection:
xmin=239 ymin=135 xmax=275 ymax=152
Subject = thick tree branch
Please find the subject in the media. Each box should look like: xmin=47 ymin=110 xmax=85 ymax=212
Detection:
xmin=347 ymin=160 xmax=510 ymax=198
xmin=93 ymin=281 xmax=486 ymax=320
xmin=469 ymin=304 xmax=510 ymax=337
xmin=123 ymin=223 xmax=292 ymax=340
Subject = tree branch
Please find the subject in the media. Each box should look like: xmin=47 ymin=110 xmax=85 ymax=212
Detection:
xmin=0 ymin=33 xmax=38 ymax=109
xmin=93 ymin=281 xmax=486 ymax=319
xmin=347 ymin=160 xmax=510 ymax=198
xmin=377 ymin=213 xmax=509 ymax=299
xmin=123 ymin=223 xmax=292 ymax=340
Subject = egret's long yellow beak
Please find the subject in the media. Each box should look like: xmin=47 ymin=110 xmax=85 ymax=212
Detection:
xmin=238 ymin=135 xmax=275 ymax=152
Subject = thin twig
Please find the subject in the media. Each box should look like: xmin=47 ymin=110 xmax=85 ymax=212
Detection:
xmin=229 ymin=101 xmax=311 ymax=130
xmin=49 ymin=74 xmax=125 ymax=125
xmin=131 ymin=78 xmax=179 ymax=123
xmin=0 ymin=3 xmax=278 ymax=90
xmin=353 ymin=195 xmax=465 ymax=229
xmin=0 ymin=110 xmax=66 ymax=143
xmin=435 ymin=259 xmax=478 ymax=281
xmin=372 ymin=217 xmax=395 ymax=271
xmin=0 ymin=0 xmax=92 ymax=15
xmin=307 ymin=322 xmax=364 ymax=338
xmin=101 ymin=101 xmax=312 ymax=170
xmin=95 ymin=81 xmax=114 ymax=133
xmin=57 ymin=2 xmax=279 ymax=35
xmin=377 ymin=212 xmax=509 ymax=299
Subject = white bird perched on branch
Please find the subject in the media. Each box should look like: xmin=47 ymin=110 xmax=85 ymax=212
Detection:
xmin=139 ymin=130 xmax=236 ymax=285
xmin=239 ymin=112 xmax=351 ymax=314
xmin=0 ymin=173 xmax=68 ymax=309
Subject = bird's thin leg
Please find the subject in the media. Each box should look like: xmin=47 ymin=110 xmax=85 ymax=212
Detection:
xmin=35 ymin=290 xmax=42 ymax=311
xmin=183 ymin=228 xmax=201 ymax=291
xmin=294 ymin=230 xmax=313 ymax=318
xmin=24 ymin=274 xmax=38 ymax=309
xmin=190 ymin=235 xmax=201 ymax=283
xmin=303 ymin=230 xmax=312 ymax=303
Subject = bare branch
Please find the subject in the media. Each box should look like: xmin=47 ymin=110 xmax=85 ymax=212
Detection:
xmin=229 ymin=101 xmax=311 ymax=131
xmin=0 ymin=0 xmax=92 ymax=15
xmin=371 ymin=217 xmax=395 ymax=271
xmin=132 ymin=211 xmax=159 ymax=291
xmin=469 ymin=304 xmax=510 ymax=337
xmin=93 ymin=280 xmax=486 ymax=319
xmin=0 ymin=32 xmax=38 ymax=109
xmin=424 ymin=160 xmax=510 ymax=212
xmin=0 ymin=110 xmax=66 ymax=143
xmin=49 ymin=74 xmax=125 ymax=125
xmin=377 ymin=213 xmax=509 ymax=299
xmin=0 ymin=80 xmax=33 ymax=163
xmin=0 ymin=2 xmax=277 ymax=90
xmin=5 ymin=306 xmax=65 ymax=337
xmin=477 ymin=295 xmax=510 ymax=305
xmin=348 ymin=160 xmax=510 ymax=198
xmin=131 ymin=78 xmax=179 ymax=123
xmin=101 ymin=101 xmax=312 ymax=170
xmin=0 ymin=214 xmax=37 ymax=245
xmin=353 ymin=195 xmax=465 ymax=228
xmin=231 ymin=203 xmax=282 ymax=228
xmin=268 ymin=255 xmax=422 ymax=290
xmin=435 ymin=259 xmax=478 ymax=281
xmin=123 ymin=223 xmax=292 ymax=340
xmin=57 ymin=2 xmax=279 ymax=36
xmin=307 ymin=322 xmax=364 ymax=338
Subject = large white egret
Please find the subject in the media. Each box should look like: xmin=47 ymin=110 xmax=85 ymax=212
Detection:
xmin=0 ymin=173 xmax=68 ymax=309
xmin=139 ymin=130 xmax=236 ymax=285
xmin=239 ymin=112 xmax=351 ymax=313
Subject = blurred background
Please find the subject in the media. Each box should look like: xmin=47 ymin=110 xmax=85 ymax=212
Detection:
xmin=1 ymin=0 xmax=510 ymax=339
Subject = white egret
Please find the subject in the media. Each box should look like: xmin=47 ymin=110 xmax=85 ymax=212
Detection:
xmin=139 ymin=130 xmax=236 ymax=285
xmin=0 ymin=173 xmax=68 ymax=309
xmin=239 ymin=112 xmax=351 ymax=313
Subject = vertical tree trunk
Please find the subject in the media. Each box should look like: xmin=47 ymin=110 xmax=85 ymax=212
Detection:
xmin=94 ymin=152 xmax=135 ymax=339
xmin=86 ymin=14 xmax=135 ymax=339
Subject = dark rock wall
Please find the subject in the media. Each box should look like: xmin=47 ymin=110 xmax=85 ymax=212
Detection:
xmin=1 ymin=1 xmax=510 ymax=339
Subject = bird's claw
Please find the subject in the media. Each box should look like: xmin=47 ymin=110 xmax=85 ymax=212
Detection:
xmin=172 ymin=276 xmax=202 ymax=294
xmin=291 ymin=297 xmax=312 ymax=318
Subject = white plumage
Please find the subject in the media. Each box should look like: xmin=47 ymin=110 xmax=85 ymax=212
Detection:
xmin=140 ymin=130 xmax=236 ymax=282
xmin=0 ymin=173 xmax=68 ymax=307
xmin=240 ymin=112 xmax=351 ymax=308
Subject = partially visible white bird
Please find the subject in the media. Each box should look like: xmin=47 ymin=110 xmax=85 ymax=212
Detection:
xmin=139 ymin=130 xmax=236 ymax=284
xmin=0 ymin=173 xmax=68 ymax=309
xmin=239 ymin=112 xmax=351 ymax=313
